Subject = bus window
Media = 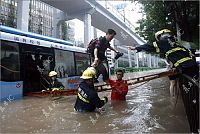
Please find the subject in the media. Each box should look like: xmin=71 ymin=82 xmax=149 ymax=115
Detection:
xmin=54 ymin=49 xmax=75 ymax=77
xmin=75 ymin=52 xmax=90 ymax=75
xmin=1 ymin=41 xmax=20 ymax=81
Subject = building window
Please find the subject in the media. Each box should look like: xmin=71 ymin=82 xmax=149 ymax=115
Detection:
xmin=0 ymin=0 xmax=17 ymax=28
xmin=29 ymin=0 xmax=53 ymax=37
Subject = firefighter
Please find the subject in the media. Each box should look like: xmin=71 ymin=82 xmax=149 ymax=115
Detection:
xmin=48 ymin=71 xmax=64 ymax=91
xmin=129 ymin=29 xmax=199 ymax=133
xmin=74 ymin=67 xmax=108 ymax=112
xmin=109 ymin=69 xmax=128 ymax=101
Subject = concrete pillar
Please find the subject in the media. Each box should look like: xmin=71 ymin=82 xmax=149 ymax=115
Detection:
xmin=114 ymin=39 xmax=118 ymax=68
xmin=93 ymin=27 xmax=97 ymax=38
xmin=156 ymin=56 xmax=159 ymax=67
xmin=90 ymin=26 xmax=96 ymax=39
xmin=128 ymin=49 xmax=132 ymax=67
xmin=135 ymin=52 xmax=139 ymax=68
xmin=148 ymin=54 xmax=152 ymax=68
xmin=154 ymin=56 xmax=157 ymax=68
xmin=17 ymin=0 xmax=30 ymax=32
xmin=84 ymin=13 xmax=92 ymax=46
xmin=141 ymin=52 xmax=145 ymax=66
xmin=116 ymin=60 xmax=119 ymax=68
xmin=152 ymin=56 xmax=155 ymax=67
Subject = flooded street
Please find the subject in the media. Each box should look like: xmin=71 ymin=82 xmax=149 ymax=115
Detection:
xmin=0 ymin=69 xmax=190 ymax=133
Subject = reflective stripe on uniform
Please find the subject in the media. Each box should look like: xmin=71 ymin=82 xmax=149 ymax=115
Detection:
xmin=153 ymin=42 xmax=160 ymax=53
xmin=78 ymin=93 xmax=90 ymax=103
xmin=165 ymin=47 xmax=187 ymax=57
xmin=174 ymin=57 xmax=192 ymax=67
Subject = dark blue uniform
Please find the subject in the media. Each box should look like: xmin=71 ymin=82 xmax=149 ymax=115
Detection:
xmin=74 ymin=81 xmax=107 ymax=112
xmin=49 ymin=79 xmax=64 ymax=90
xmin=135 ymin=39 xmax=199 ymax=133
xmin=135 ymin=39 xmax=197 ymax=73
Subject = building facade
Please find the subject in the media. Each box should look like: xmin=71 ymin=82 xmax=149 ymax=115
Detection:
xmin=0 ymin=0 xmax=75 ymax=41
xmin=28 ymin=0 xmax=54 ymax=36
xmin=0 ymin=0 xmax=17 ymax=28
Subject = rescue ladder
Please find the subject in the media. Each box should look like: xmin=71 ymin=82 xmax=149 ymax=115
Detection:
xmin=26 ymin=70 xmax=177 ymax=97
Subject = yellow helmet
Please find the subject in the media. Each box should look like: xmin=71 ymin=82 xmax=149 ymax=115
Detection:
xmin=49 ymin=71 xmax=57 ymax=77
xmin=80 ymin=67 xmax=97 ymax=79
xmin=155 ymin=29 xmax=172 ymax=41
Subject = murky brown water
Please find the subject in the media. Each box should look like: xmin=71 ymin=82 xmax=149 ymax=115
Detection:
xmin=0 ymin=69 xmax=190 ymax=133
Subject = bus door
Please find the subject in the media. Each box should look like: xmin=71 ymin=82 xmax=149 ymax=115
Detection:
xmin=20 ymin=45 xmax=55 ymax=95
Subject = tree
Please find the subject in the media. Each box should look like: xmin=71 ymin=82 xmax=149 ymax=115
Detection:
xmin=135 ymin=0 xmax=199 ymax=46
xmin=61 ymin=21 xmax=69 ymax=40
xmin=6 ymin=0 xmax=17 ymax=28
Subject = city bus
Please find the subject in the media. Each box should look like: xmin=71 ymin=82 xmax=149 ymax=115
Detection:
xmin=0 ymin=25 xmax=90 ymax=101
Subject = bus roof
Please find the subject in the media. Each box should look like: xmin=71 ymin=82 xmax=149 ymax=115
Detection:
xmin=1 ymin=27 xmax=86 ymax=53
xmin=0 ymin=25 xmax=73 ymax=46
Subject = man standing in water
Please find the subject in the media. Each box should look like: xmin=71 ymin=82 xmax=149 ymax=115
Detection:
xmin=109 ymin=69 xmax=128 ymax=101
xmin=74 ymin=67 xmax=108 ymax=112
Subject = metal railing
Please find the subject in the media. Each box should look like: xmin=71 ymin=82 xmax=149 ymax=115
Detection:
xmin=178 ymin=74 xmax=199 ymax=133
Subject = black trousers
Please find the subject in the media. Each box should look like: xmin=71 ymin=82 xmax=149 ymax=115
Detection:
xmin=95 ymin=60 xmax=109 ymax=82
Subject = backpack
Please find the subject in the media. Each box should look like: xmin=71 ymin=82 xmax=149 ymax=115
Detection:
xmin=86 ymin=37 xmax=99 ymax=57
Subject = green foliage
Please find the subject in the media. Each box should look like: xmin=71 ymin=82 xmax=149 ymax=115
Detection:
xmin=111 ymin=67 xmax=161 ymax=75
xmin=61 ymin=22 xmax=69 ymax=40
xmin=118 ymin=60 xmax=129 ymax=67
xmin=136 ymin=1 xmax=199 ymax=45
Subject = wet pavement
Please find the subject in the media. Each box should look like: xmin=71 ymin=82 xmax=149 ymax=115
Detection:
xmin=0 ymin=69 xmax=190 ymax=133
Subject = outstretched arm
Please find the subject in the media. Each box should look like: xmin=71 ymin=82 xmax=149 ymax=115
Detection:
xmin=127 ymin=43 xmax=156 ymax=53
xmin=109 ymin=45 xmax=119 ymax=53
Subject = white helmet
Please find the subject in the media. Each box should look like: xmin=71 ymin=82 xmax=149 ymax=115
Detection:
xmin=49 ymin=71 xmax=57 ymax=77
xmin=155 ymin=29 xmax=172 ymax=41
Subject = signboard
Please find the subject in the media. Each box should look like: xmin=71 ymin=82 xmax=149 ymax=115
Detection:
xmin=0 ymin=81 xmax=23 ymax=101
xmin=57 ymin=76 xmax=82 ymax=90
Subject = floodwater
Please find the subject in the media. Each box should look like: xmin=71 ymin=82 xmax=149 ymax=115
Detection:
xmin=0 ymin=69 xmax=190 ymax=133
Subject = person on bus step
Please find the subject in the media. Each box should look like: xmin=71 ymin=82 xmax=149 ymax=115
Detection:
xmin=109 ymin=69 xmax=128 ymax=101
xmin=128 ymin=29 xmax=199 ymax=133
xmin=48 ymin=71 xmax=64 ymax=91
xmin=74 ymin=67 xmax=108 ymax=112
xmin=90 ymin=29 xmax=123 ymax=83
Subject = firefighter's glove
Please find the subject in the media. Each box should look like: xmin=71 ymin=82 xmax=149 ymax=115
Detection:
xmin=102 ymin=96 xmax=108 ymax=104
xmin=59 ymin=86 xmax=64 ymax=90
xmin=114 ymin=52 xmax=123 ymax=60
xmin=52 ymin=88 xmax=59 ymax=91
